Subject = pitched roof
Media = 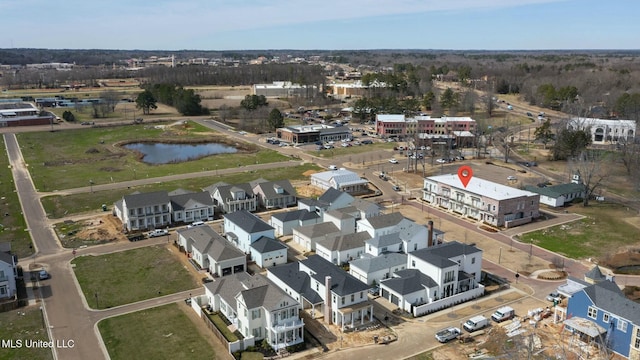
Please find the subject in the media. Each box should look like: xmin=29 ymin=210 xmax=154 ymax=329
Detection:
xmin=0 ymin=242 xmax=11 ymax=253
xmin=205 ymin=272 xmax=267 ymax=311
xmin=202 ymin=181 xmax=230 ymax=194
xmin=349 ymin=252 xmax=407 ymax=273
xmin=316 ymin=231 xmax=370 ymax=252
xmin=250 ymin=236 xmax=287 ymax=253
xmin=177 ymin=226 xmax=244 ymax=261
xmin=210 ymin=182 xmax=254 ymax=200
xmin=301 ymin=255 xmax=369 ymax=296
xmin=410 ymin=241 xmax=482 ymax=269
xmin=238 ymin=281 xmax=295 ymax=311
xmin=584 ymin=265 xmax=606 ymax=281
xmin=325 ymin=208 xmax=355 ymax=220
xmin=271 ymin=209 xmax=319 ymax=223
xmin=170 ymin=191 xmax=213 ymax=210
xmin=267 ymin=262 xmax=324 ymax=304
xmin=583 ymin=280 xmax=640 ymax=324
xmin=363 ymin=212 xmax=404 ymax=229
xmin=0 ymin=251 xmax=14 ymax=265
xmin=312 ymin=169 xmax=368 ymax=187
xmin=168 ymin=188 xmax=194 ymax=196
xmin=350 ymin=198 xmax=380 ymax=213
xmin=123 ymin=191 xmax=170 ymax=207
xmin=294 ymin=222 xmax=340 ymax=239
xmin=524 ymin=183 xmax=585 ymax=198
xmin=224 ymin=210 xmax=274 ymax=233
xmin=366 ymin=232 xmax=402 ymax=248
xmin=381 ymin=269 xmax=437 ymax=295
xmin=253 ymin=180 xmax=296 ymax=200
xmin=318 ymin=187 xmax=352 ymax=204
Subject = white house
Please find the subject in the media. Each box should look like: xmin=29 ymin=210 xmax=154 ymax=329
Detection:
xmin=315 ymin=231 xmax=370 ymax=265
xmin=204 ymin=272 xmax=304 ymax=352
xmin=0 ymin=243 xmax=17 ymax=300
xmin=357 ymin=212 xmax=404 ymax=238
xmin=223 ymin=210 xmax=275 ymax=253
xmin=204 ymin=182 xmax=257 ymax=214
xmin=524 ymin=183 xmax=585 ymax=207
xmin=323 ymin=208 xmax=357 ymax=233
xmin=310 ymin=169 xmax=369 ymax=194
xmin=252 ymin=179 xmax=297 ymax=209
xmin=297 ymin=188 xmax=353 ymax=217
xmin=268 ymin=256 xmax=373 ymax=332
xmin=170 ymin=191 xmax=215 ymax=223
xmin=115 ymin=191 xmax=171 ymax=231
xmin=249 ymin=236 xmax=288 ymax=268
xmin=567 ymin=117 xmax=636 ymax=144
xmin=378 ymin=269 xmax=438 ymax=313
xmin=292 ymin=222 xmax=342 ymax=252
xmin=176 ymin=226 xmax=246 ymax=277
xmin=269 ymin=209 xmax=320 ymax=237
xmin=349 ymin=252 xmax=407 ymax=286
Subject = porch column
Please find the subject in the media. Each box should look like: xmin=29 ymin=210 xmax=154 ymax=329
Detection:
xmin=351 ymin=312 xmax=354 ymax=328
xmin=360 ymin=309 xmax=364 ymax=325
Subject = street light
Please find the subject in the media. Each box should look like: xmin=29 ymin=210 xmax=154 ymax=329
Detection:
xmin=89 ymin=179 xmax=94 ymax=193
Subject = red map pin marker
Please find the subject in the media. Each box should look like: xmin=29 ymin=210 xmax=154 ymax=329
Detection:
xmin=457 ymin=165 xmax=473 ymax=188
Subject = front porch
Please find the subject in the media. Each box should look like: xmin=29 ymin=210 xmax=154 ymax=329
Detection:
xmin=334 ymin=302 xmax=375 ymax=332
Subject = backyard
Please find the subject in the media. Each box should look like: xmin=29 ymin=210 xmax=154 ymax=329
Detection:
xmin=98 ymin=303 xmax=218 ymax=360
xmin=71 ymin=245 xmax=199 ymax=309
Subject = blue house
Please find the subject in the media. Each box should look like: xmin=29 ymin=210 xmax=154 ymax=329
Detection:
xmin=565 ymin=279 xmax=640 ymax=358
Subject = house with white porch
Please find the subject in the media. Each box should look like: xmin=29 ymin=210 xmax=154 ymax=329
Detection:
xmin=252 ymin=179 xmax=297 ymax=209
xmin=204 ymin=272 xmax=304 ymax=352
xmin=310 ymin=169 xmax=369 ymax=195
xmin=315 ymin=231 xmax=370 ymax=265
xmin=223 ymin=210 xmax=275 ymax=253
xmin=204 ymin=182 xmax=257 ymax=214
xmin=268 ymin=255 xmax=373 ymax=332
xmin=0 ymin=243 xmax=17 ymax=300
xmin=170 ymin=191 xmax=215 ymax=223
xmin=297 ymin=188 xmax=353 ymax=217
xmin=269 ymin=209 xmax=320 ymax=237
xmin=115 ymin=191 xmax=172 ymax=231
xmin=292 ymin=222 xmax=342 ymax=252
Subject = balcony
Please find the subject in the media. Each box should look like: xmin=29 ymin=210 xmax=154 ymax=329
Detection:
xmin=271 ymin=318 xmax=304 ymax=332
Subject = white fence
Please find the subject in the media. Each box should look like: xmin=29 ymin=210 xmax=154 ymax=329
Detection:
xmin=413 ymin=285 xmax=485 ymax=317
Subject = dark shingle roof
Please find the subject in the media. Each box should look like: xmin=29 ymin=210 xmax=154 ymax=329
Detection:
xmin=205 ymin=272 xmax=266 ymax=311
xmin=239 ymin=282 xmax=294 ymax=311
xmin=271 ymin=209 xmax=318 ymax=223
xmin=253 ymin=180 xmax=296 ymax=200
xmin=268 ymin=262 xmax=324 ymax=304
xmin=316 ymin=231 xmax=370 ymax=251
xmin=123 ymin=191 xmax=169 ymax=207
xmin=0 ymin=252 xmax=14 ymax=265
xmin=202 ymin=181 xmax=230 ymax=194
xmin=301 ymin=255 xmax=369 ymax=296
xmin=177 ymin=226 xmax=244 ymax=261
xmin=224 ymin=210 xmax=274 ymax=233
xmin=210 ymin=182 xmax=254 ymax=200
xmin=318 ymin=187 xmax=352 ymax=204
xmin=170 ymin=191 xmax=213 ymax=210
xmin=584 ymin=265 xmax=606 ymax=281
xmin=524 ymin=183 xmax=585 ymax=198
xmin=424 ymin=241 xmax=482 ymax=258
xmin=250 ymin=236 xmax=287 ymax=253
xmin=294 ymin=222 xmax=340 ymax=238
xmin=381 ymin=269 xmax=437 ymax=295
xmin=349 ymin=252 xmax=406 ymax=273
xmin=364 ymin=212 xmax=404 ymax=229
xmin=584 ymin=280 xmax=640 ymax=324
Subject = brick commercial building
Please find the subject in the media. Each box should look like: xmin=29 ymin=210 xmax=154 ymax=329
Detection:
xmin=422 ymin=174 xmax=540 ymax=228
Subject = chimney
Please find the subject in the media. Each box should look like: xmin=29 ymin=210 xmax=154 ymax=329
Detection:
xmin=324 ymin=276 xmax=332 ymax=325
xmin=427 ymin=220 xmax=434 ymax=247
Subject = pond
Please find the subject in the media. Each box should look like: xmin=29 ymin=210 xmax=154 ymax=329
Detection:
xmin=124 ymin=142 xmax=238 ymax=164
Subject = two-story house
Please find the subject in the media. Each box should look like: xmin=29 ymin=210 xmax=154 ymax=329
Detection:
xmin=223 ymin=210 xmax=275 ymax=253
xmin=170 ymin=191 xmax=214 ymax=224
xmin=310 ymin=169 xmax=369 ymax=194
xmin=315 ymin=231 xmax=370 ymax=265
xmin=204 ymin=272 xmax=304 ymax=352
xmin=269 ymin=209 xmax=320 ymax=237
xmin=204 ymin=182 xmax=257 ymax=214
xmin=0 ymin=242 xmax=17 ymax=300
xmin=565 ymin=279 xmax=640 ymax=359
xmin=249 ymin=237 xmax=288 ymax=268
xmin=176 ymin=226 xmax=246 ymax=277
xmin=252 ymin=180 xmax=297 ymax=209
xmin=349 ymin=252 xmax=407 ymax=286
xmin=298 ymin=188 xmax=353 ymax=218
xmin=116 ymin=191 xmax=171 ymax=231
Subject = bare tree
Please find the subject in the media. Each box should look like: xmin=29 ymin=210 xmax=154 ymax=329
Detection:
xmin=570 ymin=150 xmax=610 ymax=207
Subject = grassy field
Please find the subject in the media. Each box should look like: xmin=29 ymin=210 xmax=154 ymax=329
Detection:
xmin=520 ymin=202 xmax=640 ymax=260
xmin=0 ymin=137 xmax=34 ymax=258
xmin=98 ymin=303 xmax=217 ymax=360
xmin=42 ymin=163 xmax=319 ymax=219
xmin=72 ymin=245 xmax=199 ymax=309
xmin=16 ymin=121 xmax=289 ymax=191
xmin=310 ymin=141 xmax=395 ymax=159
xmin=0 ymin=305 xmax=54 ymax=360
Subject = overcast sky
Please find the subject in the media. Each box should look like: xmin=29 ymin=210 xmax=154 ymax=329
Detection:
xmin=1 ymin=0 xmax=637 ymax=50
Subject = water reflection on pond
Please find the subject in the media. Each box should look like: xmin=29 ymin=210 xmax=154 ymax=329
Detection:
xmin=124 ymin=142 xmax=238 ymax=164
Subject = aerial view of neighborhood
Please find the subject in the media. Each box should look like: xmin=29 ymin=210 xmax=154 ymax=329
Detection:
xmin=1 ymin=2 xmax=640 ymax=360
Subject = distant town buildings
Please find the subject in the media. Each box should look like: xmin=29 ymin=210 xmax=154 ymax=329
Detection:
xmin=375 ymin=114 xmax=477 ymax=148
xmin=567 ymin=117 xmax=636 ymax=145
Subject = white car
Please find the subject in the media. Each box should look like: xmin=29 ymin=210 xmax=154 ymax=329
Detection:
xmin=507 ymin=176 xmax=517 ymax=181
xmin=147 ymin=229 xmax=169 ymax=238
xmin=436 ymin=158 xmax=447 ymax=164
xmin=328 ymin=165 xmax=338 ymax=170
xmin=188 ymin=221 xmax=206 ymax=228
xmin=389 ymin=158 xmax=399 ymax=164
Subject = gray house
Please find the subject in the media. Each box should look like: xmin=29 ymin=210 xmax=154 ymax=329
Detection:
xmin=176 ymin=226 xmax=245 ymax=277
xmin=269 ymin=209 xmax=320 ymax=237
xmin=204 ymin=182 xmax=257 ymax=214
xmin=115 ymin=191 xmax=171 ymax=231
xmin=170 ymin=191 xmax=214 ymax=223
xmin=252 ymin=180 xmax=297 ymax=209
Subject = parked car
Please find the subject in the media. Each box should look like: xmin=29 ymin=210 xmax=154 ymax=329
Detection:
xmin=389 ymin=158 xmax=399 ymax=164
xmin=368 ymin=286 xmax=380 ymax=296
xmin=392 ymin=185 xmax=400 ymax=191
xmin=361 ymin=139 xmax=373 ymax=145
xmin=328 ymin=165 xmax=338 ymax=170
xmin=436 ymin=158 xmax=447 ymax=164
xmin=507 ymin=175 xmax=517 ymax=181
xmin=147 ymin=229 xmax=169 ymax=238
xmin=491 ymin=306 xmax=515 ymax=322
xmin=38 ymin=269 xmax=49 ymax=280
xmin=546 ymin=292 xmax=562 ymax=302
xmin=463 ymin=315 xmax=489 ymax=332
xmin=435 ymin=327 xmax=461 ymax=343
xmin=188 ymin=221 xmax=206 ymax=228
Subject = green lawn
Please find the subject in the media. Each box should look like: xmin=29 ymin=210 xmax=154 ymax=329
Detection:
xmin=520 ymin=202 xmax=640 ymax=259
xmin=42 ymin=163 xmax=320 ymax=219
xmin=0 ymin=305 xmax=53 ymax=360
xmin=72 ymin=245 xmax=199 ymax=309
xmin=0 ymin=137 xmax=34 ymax=258
xmin=16 ymin=121 xmax=288 ymax=191
xmin=310 ymin=142 xmax=394 ymax=159
xmin=99 ymin=303 xmax=217 ymax=360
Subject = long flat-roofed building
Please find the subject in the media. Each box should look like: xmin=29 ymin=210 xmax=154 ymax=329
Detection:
xmin=276 ymin=124 xmax=351 ymax=144
xmin=0 ymin=102 xmax=54 ymax=127
xmin=375 ymin=114 xmax=476 ymax=147
xmin=567 ymin=117 xmax=636 ymax=145
xmin=423 ymin=174 xmax=539 ymax=228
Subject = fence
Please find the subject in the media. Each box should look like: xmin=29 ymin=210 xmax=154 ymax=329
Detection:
xmin=413 ymin=285 xmax=485 ymax=317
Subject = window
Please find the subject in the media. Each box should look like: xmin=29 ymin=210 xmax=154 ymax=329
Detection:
xmin=587 ymin=306 xmax=598 ymax=319
xmin=471 ymin=257 xmax=476 ymax=264
xmin=341 ymin=297 xmax=345 ymax=305
xmin=634 ymin=328 xmax=640 ymax=349
xmin=252 ymin=309 xmax=261 ymax=320
xmin=603 ymin=313 xmax=609 ymax=323
xmin=617 ymin=320 xmax=627 ymax=332
xmin=351 ymin=294 xmax=354 ymax=302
